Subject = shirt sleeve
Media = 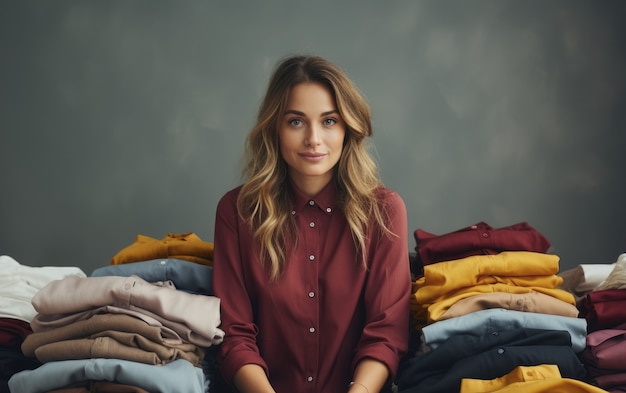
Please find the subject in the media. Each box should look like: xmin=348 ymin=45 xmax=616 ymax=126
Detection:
xmin=352 ymin=189 xmax=411 ymax=379
xmin=212 ymin=188 xmax=268 ymax=383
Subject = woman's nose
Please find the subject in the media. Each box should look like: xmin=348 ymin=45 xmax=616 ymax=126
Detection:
xmin=305 ymin=124 xmax=321 ymax=146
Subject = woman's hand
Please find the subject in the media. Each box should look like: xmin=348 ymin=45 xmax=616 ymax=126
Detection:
xmin=233 ymin=364 xmax=277 ymax=393
xmin=349 ymin=358 xmax=389 ymax=393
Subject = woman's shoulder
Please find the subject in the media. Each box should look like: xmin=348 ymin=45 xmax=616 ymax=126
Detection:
xmin=216 ymin=185 xmax=244 ymax=209
xmin=222 ymin=184 xmax=244 ymax=197
xmin=374 ymin=185 xmax=405 ymax=206
xmin=372 ymin=186 xmax=407 ymax=221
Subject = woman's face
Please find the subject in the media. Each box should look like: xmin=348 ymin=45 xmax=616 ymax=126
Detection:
xmin=278 ymin=82 xmax=346 ymax=197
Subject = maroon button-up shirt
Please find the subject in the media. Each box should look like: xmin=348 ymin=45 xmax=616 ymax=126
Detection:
xmin=414 ymin=222 xmax=551 ymax=273
xmin=578 ymin=289 xmax=626 ymax=332
xmin=213 ymin=182 xmax=411 ymax=393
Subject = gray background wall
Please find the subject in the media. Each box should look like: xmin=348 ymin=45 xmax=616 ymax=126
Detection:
xmin=2 ymin=1 xmax=625 ymax=275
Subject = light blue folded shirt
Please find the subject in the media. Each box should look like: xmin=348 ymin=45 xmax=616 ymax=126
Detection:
xmin=8 ymin=358 xmax=205 ymax=393
xmin=91 ymin=258 xmax=213 ymax=295
xmin=422 ymin=308 xmax=588 ymax=353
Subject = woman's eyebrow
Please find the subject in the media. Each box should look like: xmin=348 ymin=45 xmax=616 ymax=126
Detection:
xmin=284 ymin=109 xmax=305 ymax=116
xmin=283 ymin=109 xmax=339 ymax=116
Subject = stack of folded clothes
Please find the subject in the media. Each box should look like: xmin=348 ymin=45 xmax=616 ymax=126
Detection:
xmin=8 ymin=233 xmax=223 ymax=393
xmin=397 ymin=222 xmax=605 ymax=393
xmin=577 ymin=253 xmax=626 ymax=393
xmin=0 ymin=255 xmax=86 ymax=392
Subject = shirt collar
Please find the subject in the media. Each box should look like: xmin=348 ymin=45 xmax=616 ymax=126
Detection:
xmin=290 ymin=180 xmax=337 ymax=215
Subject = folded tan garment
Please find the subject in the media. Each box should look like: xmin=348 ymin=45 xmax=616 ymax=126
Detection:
xmin=34 ymin=334 xmax=204 ymax=366
xmin=22 ymin=313 xmax=183 ymax=357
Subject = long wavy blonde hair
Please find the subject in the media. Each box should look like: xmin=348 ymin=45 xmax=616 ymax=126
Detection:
xmin=237 ymin=55 xmax=391 ymax=280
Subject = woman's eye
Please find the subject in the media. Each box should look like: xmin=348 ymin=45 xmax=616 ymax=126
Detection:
xmin=324 ymin=118 xmax=337 ymax=126
xmin=289 ymin=118 xmax=303 ymax=127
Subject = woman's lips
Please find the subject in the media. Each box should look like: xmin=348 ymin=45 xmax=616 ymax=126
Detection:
xmin=299 ymin=152 xmax=327 ymax=162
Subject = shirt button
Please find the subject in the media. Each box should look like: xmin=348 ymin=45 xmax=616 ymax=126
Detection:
xmin=497 ymin=348 xmax=505 ymax=354
xmin=308 ymin=291 xmax=315 ymax=298
xmin=160 ymin=260 xmax=167 ymax=265
xmin=482 ymin=233 xmax=489 ymax=238
xmin=326 ymin=207 xmax=332 ymax=213
xmin=307 ymin=376 xmax=313 ymax=382
xmin=471 ymin=225 xmax=478 ymax=230
xmin=309 ymin=255 xmax=315 ymax=261
xmin=309 ymin=222 xmax=315 ymax=228
xmin=291 ymin=210 xmax=296 ymax=215
xmin=309 ymin=327 xmax=315 ymax=333
xmin=309 ymin=200 xmax=315 ymax=206
xmin=491 ymin=331 xmax=499 ymax=336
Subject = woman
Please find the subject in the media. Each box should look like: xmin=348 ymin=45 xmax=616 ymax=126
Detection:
xmin=213 ymin=55 xmax=411 ymax=393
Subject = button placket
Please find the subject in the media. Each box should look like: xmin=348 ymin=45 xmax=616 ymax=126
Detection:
xmin=301 ymin=202 xmax=320 ymax=384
